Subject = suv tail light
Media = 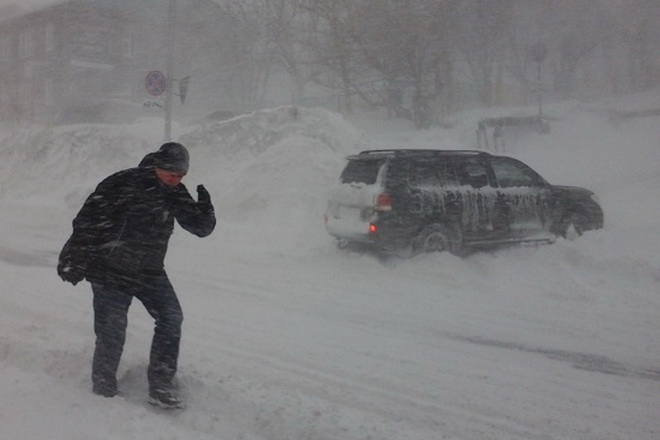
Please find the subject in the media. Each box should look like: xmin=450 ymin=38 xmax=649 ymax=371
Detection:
xmin=374 ymin=193 xmax=392 ymax=211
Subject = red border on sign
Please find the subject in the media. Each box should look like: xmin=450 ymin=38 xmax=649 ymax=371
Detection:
xmin=145 ymin=70 xmax=167 ymax=97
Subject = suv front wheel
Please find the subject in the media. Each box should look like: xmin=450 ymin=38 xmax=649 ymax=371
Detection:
xmin=558 ymin=212 xmax=588 ymax=240
xmin=412 ymin=224 xmax=463 ymax=256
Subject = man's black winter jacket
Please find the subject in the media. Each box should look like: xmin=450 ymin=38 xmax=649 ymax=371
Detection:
xmin=60 ymin=166 xmax=215 ymax=286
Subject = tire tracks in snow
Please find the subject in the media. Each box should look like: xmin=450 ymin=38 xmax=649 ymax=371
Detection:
xmin=444 ymin=333 xmax=660 ymax=381
xmin=176 ymin=335 xmax=559 ymax=440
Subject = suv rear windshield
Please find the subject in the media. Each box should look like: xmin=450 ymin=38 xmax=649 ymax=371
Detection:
xmin=340 ymin=159 xmax=383 ymax=184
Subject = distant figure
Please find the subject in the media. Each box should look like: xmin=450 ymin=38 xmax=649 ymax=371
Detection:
xmin=57 ymin=142 xmax=216 ymax=409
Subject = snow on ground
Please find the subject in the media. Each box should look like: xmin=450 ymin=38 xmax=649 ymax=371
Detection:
xmin=0 ymin=100 xmax=659 ymax=440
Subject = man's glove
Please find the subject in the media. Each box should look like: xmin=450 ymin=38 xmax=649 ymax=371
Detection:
xmin=58 ymin=237 xmax=86 ymax=285
xmin=197 ymin=184 xmax=211 ymax=204
xmin=57 ymin=260 xmax=85 ymax=285
xmin=197 ymin=185 xmax=214 ymax=212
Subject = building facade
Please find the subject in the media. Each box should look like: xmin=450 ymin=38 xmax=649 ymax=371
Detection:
xmin=0 ymin=0 xmax=224 ymax=126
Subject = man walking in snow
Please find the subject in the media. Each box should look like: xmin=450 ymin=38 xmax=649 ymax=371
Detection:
xmin=57 ymin=142 xmax=216 ymax=409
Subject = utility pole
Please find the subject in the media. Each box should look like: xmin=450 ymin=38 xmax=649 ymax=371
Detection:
xmin=530 ymin=42 xmax=548 ymax=133
xmin=164 ymin=0 xmax=176 ymax=141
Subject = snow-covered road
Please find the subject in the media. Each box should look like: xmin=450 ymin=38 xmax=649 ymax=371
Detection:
xmin=1 ymin=102 xmax=659 ymax=439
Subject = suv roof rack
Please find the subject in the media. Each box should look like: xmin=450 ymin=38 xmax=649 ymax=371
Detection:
xmin=353 ymin=149 xmax=491 ymax=157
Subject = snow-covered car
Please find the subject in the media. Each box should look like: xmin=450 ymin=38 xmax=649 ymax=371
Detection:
xmin=324 ymin=149 xmax=603 ymax=256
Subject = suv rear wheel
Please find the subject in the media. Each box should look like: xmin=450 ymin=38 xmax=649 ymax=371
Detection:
xmin=412 ymin=224 xmax=462 ymax=256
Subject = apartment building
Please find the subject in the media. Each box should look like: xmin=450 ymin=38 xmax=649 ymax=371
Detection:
xmin=0 ymin=0 xmax=224 ymax=125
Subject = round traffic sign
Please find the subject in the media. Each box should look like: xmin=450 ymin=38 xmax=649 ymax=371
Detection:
xmin=145 ymin=70 xmax=167 ymax=97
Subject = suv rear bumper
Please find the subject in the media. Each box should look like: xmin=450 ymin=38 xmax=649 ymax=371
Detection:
xmin=326 ymin=217 xmax=412 ymax=252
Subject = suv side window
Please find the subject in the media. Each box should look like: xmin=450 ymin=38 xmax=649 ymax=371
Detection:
xmin=457 ymin=158 xmax=489 ymax=188
xmin=407 ymin=159 xmax=458 ymax=189
xmin=490 ymin=158 xmax=544 ymax=188
xmin=439 ymin=159 xmax=459 ymax=187
xmin=408 ymin=160 xmax=439 ymax=188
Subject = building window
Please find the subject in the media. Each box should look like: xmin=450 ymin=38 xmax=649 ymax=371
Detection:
xmin=0 ymin=37 xmax=9 ymax=61
xmin=45 ymin=23 xmax=55 ymax=52
xmin=19 ymin=81 xmax=31 ymax=107
xmin=19 ymin=29 xmax=35 ymax=59
xmin=44 ymin=78 xmax=54 ymax=106
xmin=122 ymin=37 xmax=132 ymax=57
xmin=73 ymin=26 xmax=109 ymax=59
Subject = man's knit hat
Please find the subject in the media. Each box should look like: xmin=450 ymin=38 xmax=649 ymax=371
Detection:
xmin=150 ymin=142 xmax=190 ymax=174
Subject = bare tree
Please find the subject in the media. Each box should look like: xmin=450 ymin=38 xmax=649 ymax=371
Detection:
xmin=295 ymin=0 xmax=362 ymax=114
xmin=352 ymin=0 xmax=457 ymax=128
xmin=195 ymin=0 xmax=658 ymax=119
xmin=539 ymin=0 xmax=604 ymax=98
xmin=215 ymin=0 xmax=277 ymax=111
xmin=620 ymin=0 xmax=660 ymax=92
xmin=501 ymin=0 xmax=553 ymax=106
xmin=257 ymin=0 xmax=324 ymax=104
xmin=454 ymin=0 xmax=515 ymax=107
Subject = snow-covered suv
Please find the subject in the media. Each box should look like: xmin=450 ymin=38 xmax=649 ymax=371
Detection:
xmin=324 ymin=149 xmax=603 ymax=256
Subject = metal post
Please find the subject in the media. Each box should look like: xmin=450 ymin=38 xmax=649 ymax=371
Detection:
xmin=537 ymin=61 xmax=543 ymax=122
xmin=164 ymin=0 xmax=176 ymax=141
xmin=530 ymin=42 xmax=547 ymax=132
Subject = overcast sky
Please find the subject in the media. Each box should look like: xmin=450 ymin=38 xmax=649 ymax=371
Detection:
xmin=0 ymin=0 xmax=58 ymax=11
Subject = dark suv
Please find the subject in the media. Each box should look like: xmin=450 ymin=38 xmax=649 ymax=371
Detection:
xmin=324 ymin=150 xmax=603 ymax=256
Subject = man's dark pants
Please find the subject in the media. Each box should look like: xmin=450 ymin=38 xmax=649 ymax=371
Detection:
xmin=90 ymin=273 xmax=183 ymax=396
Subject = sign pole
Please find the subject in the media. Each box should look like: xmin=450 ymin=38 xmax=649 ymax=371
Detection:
xmin=530 ymin=42 xmax=548 ymax=132
xmin=164 ymin=0 xmax=176 ymax=141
